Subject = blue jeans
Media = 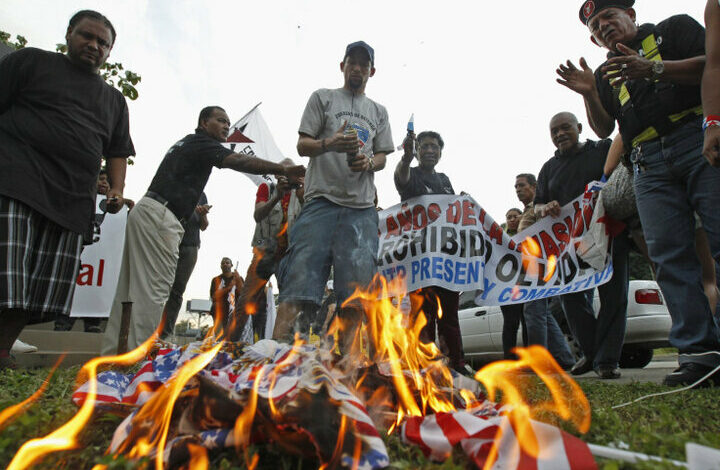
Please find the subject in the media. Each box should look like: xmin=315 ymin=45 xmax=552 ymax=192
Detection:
xmin=560 ymin=232 xmax=630 ymax=369
xmin=633 ymin=120 xmax=720 ymax=367
xmin=523 ymin=298 xmax=575 ymax=368
xmin=278 ymin=197 xmax=379 ymax=306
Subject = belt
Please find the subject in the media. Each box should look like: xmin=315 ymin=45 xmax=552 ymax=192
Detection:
xmin=144 ymin=191 xmax=185 ymax=223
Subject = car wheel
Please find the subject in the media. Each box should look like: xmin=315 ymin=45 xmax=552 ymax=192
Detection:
xmin=619 ymin=347 xmax=653 ymax=369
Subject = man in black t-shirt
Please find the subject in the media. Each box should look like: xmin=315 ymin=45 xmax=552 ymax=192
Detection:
xmin=534 ymin=112 xmax=629 ymax=380
xmin=558 ymin=0 xmax=720 ymax=387
xmin=394 ymin=130 xmax=468 ymax=374
xmin=102 ymin=107 xmax=305 ymax=354
xmin=0 ymin=10 xmax=134 ymax=369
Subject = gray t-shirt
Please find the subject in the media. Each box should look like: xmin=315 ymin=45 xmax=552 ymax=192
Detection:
xmin=298 ymin=88 xmax=394 ymax=208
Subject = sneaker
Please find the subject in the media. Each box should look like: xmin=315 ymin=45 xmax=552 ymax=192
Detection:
xmin=662 ymin=362 xmax=720 ymax=388
xmin=595 ymin=366 xmax=621 ymax=380
xmin=11 ymin=339 xmax=39 ymax=354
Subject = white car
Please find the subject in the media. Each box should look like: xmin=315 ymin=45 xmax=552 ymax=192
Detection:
xmin=458 ymin=280 xmax=672 ymax=368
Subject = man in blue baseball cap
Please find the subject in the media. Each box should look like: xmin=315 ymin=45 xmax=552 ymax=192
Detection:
xmin=273 ymin=41 xmax=394 ymax=355
xmin=558 ymin=2 xmax=720 ymax=387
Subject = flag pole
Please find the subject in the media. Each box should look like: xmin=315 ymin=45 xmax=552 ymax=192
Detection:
xmin=235 ymin=102 xmax=263 ymax=124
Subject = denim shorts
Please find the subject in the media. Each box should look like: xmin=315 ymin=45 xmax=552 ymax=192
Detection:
xmin=277 ymin=197 xmax=379 ymax=306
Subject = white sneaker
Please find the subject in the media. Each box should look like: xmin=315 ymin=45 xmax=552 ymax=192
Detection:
xmin=11 ymin=339 xmax=38 ymax=354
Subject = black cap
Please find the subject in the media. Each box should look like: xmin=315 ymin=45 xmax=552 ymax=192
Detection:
xmin=579 ymin=0 xmax=634 ymax=25
xmin=344 ymin=41 xmax=374 ymax=66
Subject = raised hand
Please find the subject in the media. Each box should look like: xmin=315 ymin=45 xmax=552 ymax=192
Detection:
xmin=557 ymin=58 xmax=597 ymax=96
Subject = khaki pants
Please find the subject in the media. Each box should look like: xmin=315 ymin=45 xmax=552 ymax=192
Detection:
xmin=102 ymin=197 xmax=183 ymax=355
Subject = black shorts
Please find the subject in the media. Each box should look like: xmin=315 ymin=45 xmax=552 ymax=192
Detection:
xmin=0 ymin=195 xmax=83 ymax=323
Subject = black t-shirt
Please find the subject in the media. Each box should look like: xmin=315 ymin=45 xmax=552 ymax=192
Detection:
xmin=147 ymin=131 xmax=232 ymax=221
xmin=395 ymin=166 xmax=455 ymax=201
xmin=180 ymin=192 xmax=207 ymax=248
xmin=0 ymin=48 xmax=135 ymax=234
xmin=595 ymin=15 xmax=705 ymax=145
xmin=534 ymin=139 xmax=611 ymax=207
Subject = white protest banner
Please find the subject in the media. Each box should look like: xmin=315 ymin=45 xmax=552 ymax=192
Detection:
xmin=376 ymin=188 xmax=614 ymax=306
xmin=70 ymin=196 xmax=127 ymax=318
xmin=224 ymin=102 xmax=287 ymax=186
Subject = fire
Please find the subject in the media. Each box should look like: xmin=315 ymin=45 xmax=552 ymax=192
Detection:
xmin=0 ymin=356 xmax=65 ymax=433
xmin=186 ymin=443 xmax=209 ymax=470
xmin=520 ymin=236 xmax=558 ymax=285
xmin=474 ymin=345 xmax=591 ymax=467
xmin=344 ymin=275 xmax=456 ymax=431
xmin=7 ymin=334 xmax=159 ymax=470
xmin=115 ymin=342 xmax=224 ymax=469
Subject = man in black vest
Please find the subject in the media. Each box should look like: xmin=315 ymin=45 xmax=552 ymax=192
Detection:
xmin=558 ymin=0 xmax=720 ymax=386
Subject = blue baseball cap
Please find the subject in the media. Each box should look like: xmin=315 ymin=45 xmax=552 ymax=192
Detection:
xmin=344 ymin=41 xmax=374 ymax=66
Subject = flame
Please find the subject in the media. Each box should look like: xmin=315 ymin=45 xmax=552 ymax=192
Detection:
xmin=0 ymin=355 xmax=65 ymax=432
xmin=474 ymin=345 xmax=591 ymax=467
xmin=343 ymin=275 xmax=456 ymax=431
xmin=118 ymin=342 xmax=224 ymax=469
xmin=276 ymin=221 xmax=289 ymax=238
xmin=7 ymin=333 xmax=160 ymax=470
xmin=186 ymin=443 xmax=209 ymax=470
xmin=520 ymin=237 xmax=558 ymax=284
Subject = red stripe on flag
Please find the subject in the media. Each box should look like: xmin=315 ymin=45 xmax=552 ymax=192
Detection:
xmin=403 ymin=417 xmax=434 ymax=458
xmin=435 ymin=412 xmax=471 ymax=445
xmin=562 ymin=430 xmax=597 ymax=470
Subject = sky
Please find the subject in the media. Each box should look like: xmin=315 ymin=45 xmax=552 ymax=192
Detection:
xmin=1 ymin=0 xmax=707 ymax=325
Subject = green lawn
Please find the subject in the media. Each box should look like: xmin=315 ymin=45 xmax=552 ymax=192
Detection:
xmin=1 ymin=367 xmax=718 ymax=469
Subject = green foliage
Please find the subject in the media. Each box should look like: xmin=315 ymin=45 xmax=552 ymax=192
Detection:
xmin=0 ymin=31 xmax=27 ymax=49
xmin=2 ymin=367 xmax=720 ymax=469
xmin=54 ymin=43 xmax=141 ymax=101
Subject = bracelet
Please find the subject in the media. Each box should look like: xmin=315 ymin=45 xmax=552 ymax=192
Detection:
xmin=368 ymin=157 xmax=376 ymax=172
xmin=703 ymin=115 xmax=720 ymax=131
xmin=321 ymin=138 xmax=328 ymax=153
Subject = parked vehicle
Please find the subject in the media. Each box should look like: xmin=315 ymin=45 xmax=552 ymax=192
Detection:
xmin=459 ymin=280 xmax=671 ymax=368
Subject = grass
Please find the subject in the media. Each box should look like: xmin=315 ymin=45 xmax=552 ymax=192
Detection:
xmin=1 ymin=366 xmax=718 ymax=469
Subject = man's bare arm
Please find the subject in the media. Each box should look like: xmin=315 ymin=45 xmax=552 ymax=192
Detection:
xmin=703 ymin=0 xmax=720 ymax=166
xmin=105 ymin=157 xmax=128 ymax=213
xmin=221 ymin=153 xmax=305 ymax=180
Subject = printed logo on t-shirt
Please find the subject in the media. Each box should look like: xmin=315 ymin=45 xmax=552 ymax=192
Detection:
xmin=350 ymin=123 xmax=370 ymax=151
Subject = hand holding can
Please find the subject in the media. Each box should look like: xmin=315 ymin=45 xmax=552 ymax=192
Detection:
xmin=344 ymin=125 xmax=359 ymax=165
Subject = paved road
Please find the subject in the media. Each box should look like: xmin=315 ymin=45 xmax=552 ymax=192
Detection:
xmin=573 ymin=354 xmax=678 ymax=385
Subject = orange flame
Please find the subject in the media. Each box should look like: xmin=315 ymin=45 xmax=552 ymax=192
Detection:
xmin=520 ymin=237 xmax=558 ymax=284
xmin=0 ymin=355 xmax=65 ymax=432
xmin=475 ymin=345 xmax=591 ymax=467
xmin=343 ymin=275 xmax=456 ymax=431
xmin=118 ymin=342 xmax=224 ymax=469
xmin=186 ymin=443 xmax=209 ymax=470
xmin=7 ymin=334 xmax=159 ymax=470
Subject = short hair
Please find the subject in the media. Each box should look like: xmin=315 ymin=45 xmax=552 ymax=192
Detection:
xmin=417 ymin=131 xmax=445 ymax=149
xmin=516 ymin=173 xmax=537 ymax=186
xmin=506 ymin=208 xmax=522 ymax=215
xmin=197 ymin=106 xmax=226 ymax=129
xmin=69 ymin=10 xmax=116 ymax=45
xmin=221 ymin=257 xmax=232 ymax=263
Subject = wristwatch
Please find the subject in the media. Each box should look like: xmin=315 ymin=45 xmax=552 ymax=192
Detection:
xmin=651 ymin=61 xmax=665 ymax=80
xmin=368 ymin=157 xmax=376 ymax=172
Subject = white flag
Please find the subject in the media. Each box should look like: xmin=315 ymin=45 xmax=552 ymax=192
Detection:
xmin=224 ymin=103 xmax=286 ymax=185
